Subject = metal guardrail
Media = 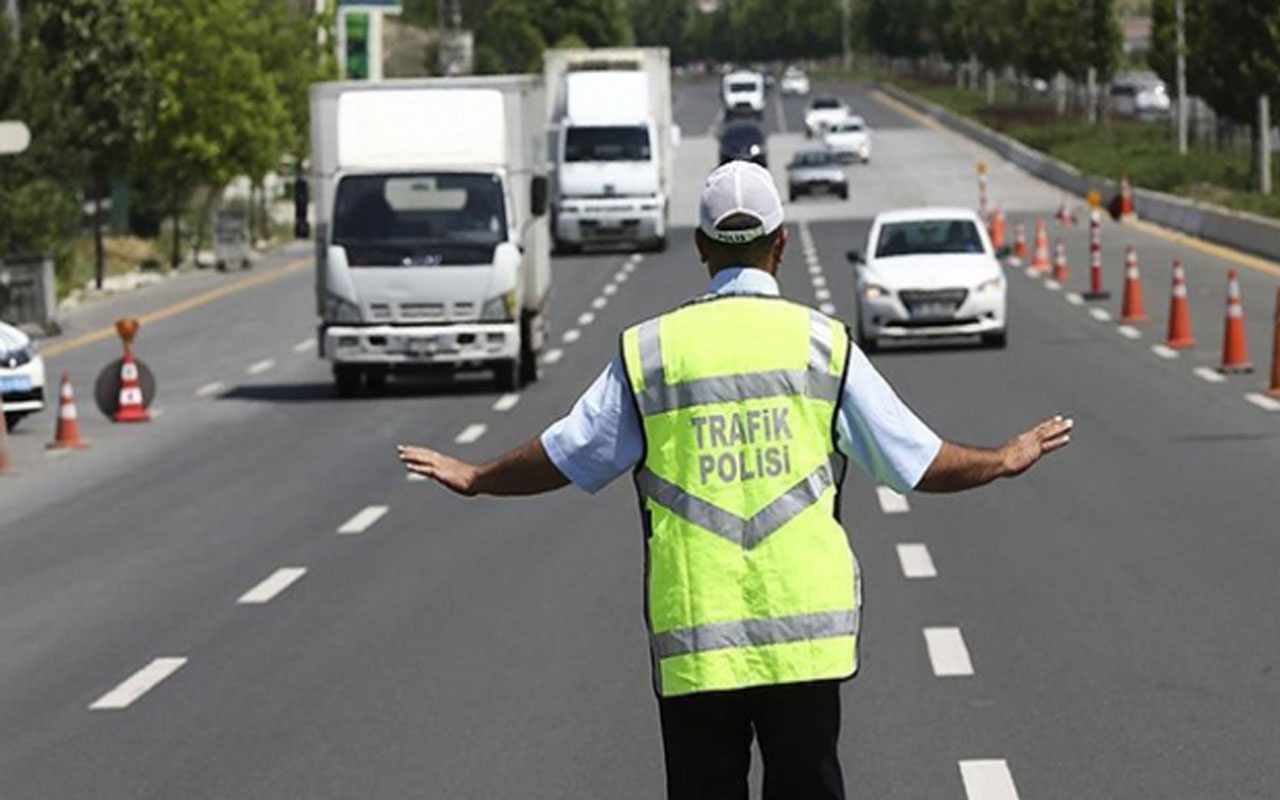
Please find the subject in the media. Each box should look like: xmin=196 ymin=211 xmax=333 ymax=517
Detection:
xmin=0 ymin=254 xmax=57 ymax=333
xmin=880 ymin=84 xmax=1280 ymax=265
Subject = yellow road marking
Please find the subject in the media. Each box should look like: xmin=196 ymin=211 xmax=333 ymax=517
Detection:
xmin=42 ymin=257 xmax=311 ymax=358
xmin=870 ymin=88 xmax=1280 ymax=280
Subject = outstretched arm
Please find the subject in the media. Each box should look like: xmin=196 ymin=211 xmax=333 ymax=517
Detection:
xmin=916 ymin=415 xmax=1073 ymax=494
xmin=397 ymin=437 xmax=571 ymax=497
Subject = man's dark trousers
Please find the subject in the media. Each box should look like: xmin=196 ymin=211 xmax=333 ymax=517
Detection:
xmin=657 ymin=679 xmax=846 ymax=800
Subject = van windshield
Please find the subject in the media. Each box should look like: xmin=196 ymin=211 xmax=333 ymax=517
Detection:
xmin=333 ymin=172 xmax=507 ymax=265
xmin=728 ymin=81 xmax=759 ymax=93
xmin=564 ymin=126 xmax=652 ymax=162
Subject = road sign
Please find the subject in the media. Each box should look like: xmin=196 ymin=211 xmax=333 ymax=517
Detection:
xmin=0 ymin=121 xmax=30 ymax=155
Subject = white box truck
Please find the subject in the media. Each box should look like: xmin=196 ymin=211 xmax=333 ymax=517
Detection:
xmin=310 ymin=76 xmax=551 ymax=395
xmin=544 ymin=48 xmax=677 ymax=253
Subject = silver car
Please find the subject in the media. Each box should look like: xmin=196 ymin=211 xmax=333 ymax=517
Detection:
xmin=786 ymin=149 xmax=848 ymax=201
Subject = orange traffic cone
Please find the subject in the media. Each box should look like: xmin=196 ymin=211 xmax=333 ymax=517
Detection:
xmin=1030 ymin=219 xmax=1051 ymax=273
xmin=1219 ymin=270 xmax=1253 ymax=373
xmin=1266 ymin=288 xmax=1280 ymax=398
xmin=1011 ymin=223 xmax=1027 ymax=265
xmin=113 ymin=348 xmax=150 ymax=423
xmin=1164 ymin=260 xmax=1196 ymax=349
xmin=48 ymin=372 xmax=90 ymax=449
xmin=1056 ymin=197 xmax=1077 ymax=227
xmin=1120 ymin=246 xmax=1147 ymax=323
xmin=1052 ymin=240 xmax=1070 ymax=284
xmin=990 ymin=205 xmax=1006 ymax=250
xmin=1119 ymin=172 xmax=1136 ymax=219
xmin=0 ymin=407 xmax=12 ymax=476
xmin=1083 ymin=210 xmax=1110 ymax=301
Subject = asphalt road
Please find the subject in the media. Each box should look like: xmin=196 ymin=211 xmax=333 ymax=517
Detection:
xmin=2 ymin=80 xmax=1279 ymax=799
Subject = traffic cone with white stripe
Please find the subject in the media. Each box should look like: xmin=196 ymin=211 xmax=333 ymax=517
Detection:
xmin=1052 ymin=240 xmax=1070 ymax=284
xmin=1011 ymin=223 xmax=1027 ymax=266
xmin=1119 ymin=172 xmax=1136 ymax=220
xmin=113 ymin=348 xmax=150 ymax=423
xmin=1030 ymin=219 xmax=1051 ymax=274
xmin=1056 ymin=197 xmax=1077 ymax=227
xmin=1164 ymin=261 xmax=1196 ymax=349
xmin=1120 ymin=246 xmax=1147 ymax=323
xmin=48 ymin=372 xmax=90 ymax=449
xmin=1266 ymin=288 xmax=1280 ymax=397
xmin=1218 ymin=270 xmax=1252 ymax=374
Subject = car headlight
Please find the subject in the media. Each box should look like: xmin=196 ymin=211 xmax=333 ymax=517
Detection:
xmin=323 ymin=293 xmax=363 ymax=324
xmin=864 ymin=285 xmax=889 ymax=300
xmin=976 ymin=278 xmax=1004 ymax=295
xmin=481 ymin=290 xmax=518 ymax=322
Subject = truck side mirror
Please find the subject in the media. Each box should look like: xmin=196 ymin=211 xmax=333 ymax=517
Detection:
xmin=531 ymin=175 xmax=549 ymax=218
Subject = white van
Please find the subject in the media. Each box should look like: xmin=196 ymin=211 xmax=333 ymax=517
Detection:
xmin=722 ymin=70 xmax=765 ymax=118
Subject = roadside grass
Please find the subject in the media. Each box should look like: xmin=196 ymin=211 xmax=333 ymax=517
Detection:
xmin=898 ymin=79 xmax=1280 ymax=221
xmin=61 ymin=234 xmax=166 ymax=299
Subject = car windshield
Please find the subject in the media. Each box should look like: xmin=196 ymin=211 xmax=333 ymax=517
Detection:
xmin=564 ymin=126 xmax=651 ymax=162
xmin=811 ymin=98 xmax=840 ymax=110
xmin=791 ymin=151 xmax=837 ymax=167
xmin=833 ymin=121 xmax=865 ymax=133
xmin=333 ymin=172 xmax=507 ymax=264
xmin=728 ymin=81 xmax=759 ymax=93
xmin=875 ymin=219 xmax=985 ymax=257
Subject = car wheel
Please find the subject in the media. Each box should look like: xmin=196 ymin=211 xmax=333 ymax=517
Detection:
xmin=789 ymin=190 xmax=798 ymax=202
xmin=982 ymin=331 xmax=1008 ymax=349
xmin=553 ymin=237 xmax=580 ymax=256
xmin=838 ymin=188 xmax=848 ymax=200
xmin=4 ymin=411 xmax=26 ymax=431
xmin=855 ymin=321 xmax=879 ymax=353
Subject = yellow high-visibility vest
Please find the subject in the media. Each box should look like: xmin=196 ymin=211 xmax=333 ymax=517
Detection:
xmin=620 ymin=294 xmax=860 ymax=697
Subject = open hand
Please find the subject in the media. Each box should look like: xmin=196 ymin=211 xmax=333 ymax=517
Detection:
xmin=397 ymin=444 xmax=479 ymax=496
xmin=1000 ymin=415 xmax=1074 ymax=477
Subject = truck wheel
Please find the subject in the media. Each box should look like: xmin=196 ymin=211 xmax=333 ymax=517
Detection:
xmin=496 ymin=359 xmax=521 ymax=392
xmin=334 ymin=366 xmax=362 ymax=398
xmin=554 ymin=237 xmax=580 ymax=256
xmin=649 ymin=236 xmax=667 ymax=253
xmin=365 ymin=368 xmax=388 ymax=395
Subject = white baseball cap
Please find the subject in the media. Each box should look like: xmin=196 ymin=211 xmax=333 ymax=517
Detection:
xmin=699 ymin=160 xmax=785 ymax=244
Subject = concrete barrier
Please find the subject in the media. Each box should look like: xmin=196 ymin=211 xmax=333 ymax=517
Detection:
xmin=881 ymin=84 xmax=1280 ymax=264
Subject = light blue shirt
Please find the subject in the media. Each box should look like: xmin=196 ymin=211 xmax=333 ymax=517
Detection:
xmin=540 ymin=268 xmax=943 ymax=494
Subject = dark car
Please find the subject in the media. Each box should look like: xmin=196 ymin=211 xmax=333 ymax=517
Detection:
xmin=718 ymin=121 xmax=768 ymax=168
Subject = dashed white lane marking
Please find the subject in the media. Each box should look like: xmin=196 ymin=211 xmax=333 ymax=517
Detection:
xmin=1245 ymin=392 xmax=1280 ymax=412
xmin=578 ymin=311 xmax=595 ymax=326
xmin=1044 ymin=279 xmax=1062 ymax=291
xmin=1065 ymin=292 xmax=1085 ymax=306
xmin=293 ymin=337 xmax=317 ymax=353
xmin=812 ymin=275 xmax=827 ymax=288
xmin=1194 ymin=366 xmax=1227 ymax=384
xmin=808 ymin=264 xmax=823 ymax=276
xmin=875 ymin=486 xmax=910 ymax=514
xmin=592 ymin=297 xmax=608 ymax=310
xmin=455 ymin=423 xmax=487 ymax=444
xmin=960 ymin=760 xmax=1021 ymax=800
xmin=629 ymin=253 xmax=644 ymax=265
xmin=562 ymin=329 xmax=581 ymax=344
xmin=623 ymin=261 xmax=637 ymax=274
xmin=338 ymin=505 xmax=388 ymax=535
xmin=493 ymin=393 xmax=520 ymax=412
xmin=603 ymin=284 xmax=618 ymax=296
xmin=1088 ymin=308 xmax=1112 ymax=322
xmin=406 ymin=472 xmax=427 ymax=482
xmin=237 ymin=567 xmax=307 ymax=605
xmin=1117 ymin=325 xmax=1142 ymax=339
xmin=614 ymin=271 xmax=628 ymax=283
xmin=195 ymin=381 xmax=226 ymax=398
xmin=819 ymin=302 xmax=837 ymax=315
xmin=1151 ymin=344 xmax=1180 ymax=360
xmin=89 ymin=657 xmax=187 ymax=710
xmin=896 ymin=543 xmax=937 ymax=579
xmin=923 ymin=627 xmax=974 ymax=677
xmin=247 ymin=358 xmax=276 ymax=375
xmin=815 ymin=288 xmax=832 ymax=301
xmin=149 ymin=407 xmax=167 ymax=420
xmin=1024 ymin=267 xmax=1041 ymax=278
xmin=543 ymin=348 xmax=565 ymax=365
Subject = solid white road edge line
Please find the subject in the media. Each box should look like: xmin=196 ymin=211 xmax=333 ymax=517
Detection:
xmin=1194 ymin=366 xmax=1227 ymax=384
xmin=1245 ymin=392 xmax=1280 ymax=412
xmin=89 ymin=657 xmax=188 ymax=710
xmin=337 ymin=505 xmax=389 ymax=535
xmin=875 ymin=485 xmax=910 ymax=514
xmin=455 ymin=423 xmax=487 ymax=444
xmin=195 ymin=381 xmax=226 ymax=398
xmin=959 ymin=759 xmax=1021 ymax=800
xmin=247 ymin=358 xmax=276 ymax=375
xmin=493 ymin=393 xmax=520 ymax=412
xmin=1117 ymin=325 xmax=1142 ymax=339
xmin=543 ymin=348 xmax=565 ymax=365
xmin=237 ymin=567 xmax=307 ymax=605
xmin=923 ymin=627 xmax=974 ymax=677
xmin=1151 ymin=344 xmax=1179 ymax=359
xmin=896 ymin=543 xmax=937 ymax=579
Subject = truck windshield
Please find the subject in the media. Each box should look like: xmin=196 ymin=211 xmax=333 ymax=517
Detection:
xmin=564 ymin=126 xmax=651 ymax=162
xmin=333 ymin=172 xmax=507 ymax=265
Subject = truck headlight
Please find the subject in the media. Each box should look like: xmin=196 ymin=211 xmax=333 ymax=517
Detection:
xmin=976 ymin=278 xmax=1004 ymax=295
xmin=324 ymin=293 xmax=363 ymax=324
xmin=481 ymin=290 xmax=518 ymax=322
xmin=864 ymin=285 xmax=889 ymax=300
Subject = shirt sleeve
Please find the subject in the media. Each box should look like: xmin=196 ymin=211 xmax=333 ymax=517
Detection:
xmin=835 ymin=344 xmax=943 ymax=493
xmin=540 ymin=356 xmax=644 ymax=494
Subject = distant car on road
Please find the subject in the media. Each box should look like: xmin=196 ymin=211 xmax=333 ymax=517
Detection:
xmin=786 ymin=149 xmax=847 ymax=201
xmin=722 ymin=70 xmax=765 ymax=118
xmin=803 ymin=96 xmax=850 ymax=138
xmin=1111 ymin=73 xmax=1172 ymax=120
xmin=848 ymin=208 xmax=1007 ymax=351
xmin=780 ymin=67 xmax=811 ymax=97
xmin=718 ymin=121 xmax=768 ymax=168
xmin=0 ymin=319 xmax=45 ymax=429
xmin=822 ymin=115 xmax=871 ymax=163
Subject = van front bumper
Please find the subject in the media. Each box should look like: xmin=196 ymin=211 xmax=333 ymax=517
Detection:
xmin=322 ymin=323 xmax=520 ymax=365
xmin=556 ymin=200 xmax=665 ymax=246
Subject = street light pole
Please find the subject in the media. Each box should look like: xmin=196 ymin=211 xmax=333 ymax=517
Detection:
xmin=841 ymin=0 xmax=851 ymax=73
xmin=1175 ymin=0 xmax=1188 ymax=155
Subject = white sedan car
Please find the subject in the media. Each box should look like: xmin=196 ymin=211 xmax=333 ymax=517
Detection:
xmin=848 ymin=208 xmax=1007 ymax=351
xmin=822 ymin=116 xmax=871 ymax=163
xmin=803 ymin=96 xmax=850 ymax=138
xmin=1 ymin=319 xmax=46 ymax=429
xmin=780 ymin=67 xmax=810 ymax=96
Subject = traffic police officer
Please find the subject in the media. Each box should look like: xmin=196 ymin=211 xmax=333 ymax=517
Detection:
xmin=399 ymin=161 xmax=1073 ymax=799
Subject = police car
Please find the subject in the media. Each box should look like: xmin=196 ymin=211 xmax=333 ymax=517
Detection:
xmin=1 ymin=319 xmax=45 ymax=429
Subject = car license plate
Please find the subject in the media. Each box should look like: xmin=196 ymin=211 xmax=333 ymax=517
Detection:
xmin=0 ymin=375 xmax=32 ymax=393
xmin=910 ymin=302 xmax=955 ymax=319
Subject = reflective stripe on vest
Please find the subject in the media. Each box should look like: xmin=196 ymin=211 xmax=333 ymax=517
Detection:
xmin=622 ymin=296 xmax=860 ymax=698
